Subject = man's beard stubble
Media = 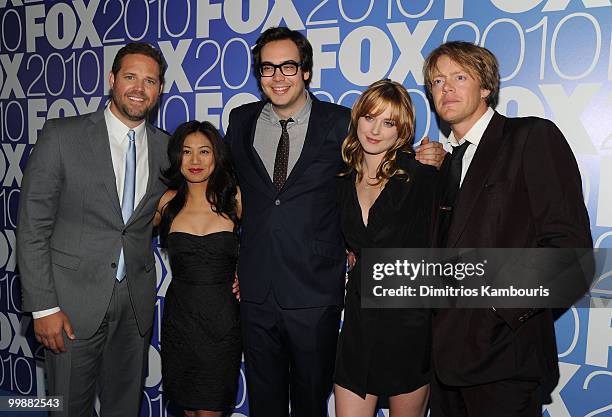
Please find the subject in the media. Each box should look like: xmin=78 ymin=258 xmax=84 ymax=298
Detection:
xmin=110 ymin=89 xmax=154 ymax=122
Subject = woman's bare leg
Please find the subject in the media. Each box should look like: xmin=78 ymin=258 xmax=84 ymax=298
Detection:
xmin=388 ymin=384 xmax=430 ymax=417
xmin=335 ymin=383 xmax=378 ymax=417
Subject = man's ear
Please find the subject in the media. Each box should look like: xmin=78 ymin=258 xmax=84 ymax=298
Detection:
xmin=480 ymin=88 xmax=491 ymax=100
xmin=109 ymin=72 xmax=115 ymax=89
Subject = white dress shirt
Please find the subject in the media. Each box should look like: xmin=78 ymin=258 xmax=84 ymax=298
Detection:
xmin=33 ymin=107 xmax=150 ymax=319
xmin=105 ymin=106 xmax=149 ymax=206
xmin=447 ymin=107 xmax=495 ymax=187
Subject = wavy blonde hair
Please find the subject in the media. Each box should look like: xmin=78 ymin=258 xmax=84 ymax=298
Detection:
xmin=341 ymin=79 xmax=416 ymax=184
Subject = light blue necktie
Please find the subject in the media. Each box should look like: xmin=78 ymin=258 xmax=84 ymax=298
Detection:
xmin=116 ymin=129 xmax=136 ymax=281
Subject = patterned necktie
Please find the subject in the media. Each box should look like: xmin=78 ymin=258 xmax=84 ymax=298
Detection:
xmin=439 ymin=140 xmax=470 ymax=246
xmin=116 ymin=129 xmax=136 ymax=281
xmin=273 ymin=119 xmax=292 ymax=191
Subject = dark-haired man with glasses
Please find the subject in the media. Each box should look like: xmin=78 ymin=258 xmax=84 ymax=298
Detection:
xmin=224 ymin=26 xmax=350 ymax=416
xmin=259 ymin=61 xmax=301 ymax=76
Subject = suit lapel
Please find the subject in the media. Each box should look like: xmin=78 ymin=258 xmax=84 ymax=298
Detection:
xmin=367 ymin=172 xmax=414 ymax=236
xmin=447 ymin=112 xmax=506 ymax=247
xmin=241 ymin=102 xmax=276 ymax=196
xmin=281 ymin=96 xmax=332 ymax=191
xmin=86 ymin=111 xmax=123 ymax=219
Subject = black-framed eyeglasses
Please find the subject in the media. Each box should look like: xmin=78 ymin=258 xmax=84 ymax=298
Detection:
xmin=259 ymin=61 xmax=302 ymax=77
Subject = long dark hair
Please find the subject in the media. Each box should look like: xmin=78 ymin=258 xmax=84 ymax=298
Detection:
xmin=158 ymin=121 xmax=238 ymax=247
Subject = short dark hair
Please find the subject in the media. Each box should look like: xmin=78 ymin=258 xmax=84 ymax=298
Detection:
xmin=252 ymin=27 xmax=313 ymax=91
xmin=423 ymin=41 xmax=500 ymax=108
xmin=111 ymin=42 xmax=166 ymax=86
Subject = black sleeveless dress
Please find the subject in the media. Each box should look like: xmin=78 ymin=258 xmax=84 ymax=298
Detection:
xmin=161 ymin=231 xmax=241 ymax=411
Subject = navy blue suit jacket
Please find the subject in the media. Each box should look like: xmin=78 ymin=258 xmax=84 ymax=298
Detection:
xmin=225 ymin=95 xmax=351 ymax=308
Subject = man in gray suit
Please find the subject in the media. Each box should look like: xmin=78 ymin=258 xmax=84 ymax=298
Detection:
xmin=17 ymin=43 xmax=168 ymax=417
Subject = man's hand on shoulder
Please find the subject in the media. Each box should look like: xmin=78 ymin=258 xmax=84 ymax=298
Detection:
xmin=347 ymin=251 xmax=356 ymax=272
xmin=232 ymin=273 xmax=240 ymax=301
xmin=34 ymin=311 xmax=75 ymax=354
xmin=415 ymin=137 xmax=447 ymax=170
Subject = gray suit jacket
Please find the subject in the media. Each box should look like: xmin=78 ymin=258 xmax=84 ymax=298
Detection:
xmin=17 ymin=110 xmax=168 ymax=338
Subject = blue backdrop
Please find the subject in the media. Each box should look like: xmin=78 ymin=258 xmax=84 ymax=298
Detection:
xmin=0 ymin=1 xmax=611 ymax=416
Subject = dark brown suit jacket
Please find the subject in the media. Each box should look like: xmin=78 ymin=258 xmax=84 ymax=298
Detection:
xmin=432 ymin=112 xmax=592 ymax=389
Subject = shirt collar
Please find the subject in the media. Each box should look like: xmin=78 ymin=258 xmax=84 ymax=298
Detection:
xmin=448 ymin=107 xmax=494 ymax=148
xmin=262 ymin=91 xmax=312 ymax=126
xmin=104 ymin=106 xmax=146 ymax=142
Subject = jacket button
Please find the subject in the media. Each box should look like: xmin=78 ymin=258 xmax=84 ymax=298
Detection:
xmin=275 ymin=199 xmax=280 ymax=206
xmin=518 ymin=316 xmax=526 ymax=323
xmin=111 ymin=263 xmax=117 ymax=269
xmin=122 ymin=230 xmax=126 ymax=235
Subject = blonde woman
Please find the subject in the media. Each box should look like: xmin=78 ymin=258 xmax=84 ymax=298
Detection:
xmin=334 ymin=79 xmax=436 ymax=417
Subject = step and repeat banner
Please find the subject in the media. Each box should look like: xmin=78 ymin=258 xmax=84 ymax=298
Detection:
xmin=1 ymin=1 xmax=611 ymax=416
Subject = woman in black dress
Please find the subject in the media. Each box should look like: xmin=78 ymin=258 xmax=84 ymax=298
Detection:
xmin=334 ymin=80 xmax=437 ymax=416
xmin=155 ymin=121 xmax=241 ymax=417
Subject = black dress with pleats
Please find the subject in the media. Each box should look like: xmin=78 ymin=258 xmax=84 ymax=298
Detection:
xmin=161 ymin=231 xmax=241 ymax=411
xmin=334 ymin=152 xmax=437 ymax=398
